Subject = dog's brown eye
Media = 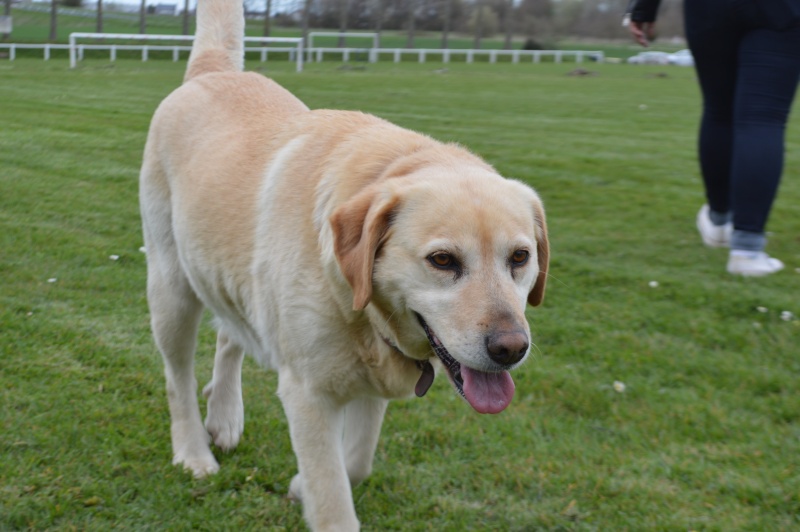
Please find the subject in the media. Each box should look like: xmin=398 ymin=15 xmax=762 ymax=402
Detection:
xmin=428 ymin=252 xmax=457 ymax=270
xmin=510 ymin=250 xmax=529 ymax=266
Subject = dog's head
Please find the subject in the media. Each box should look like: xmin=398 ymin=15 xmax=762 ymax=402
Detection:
xmin=330 ymin=162 xmax=548 ymax=414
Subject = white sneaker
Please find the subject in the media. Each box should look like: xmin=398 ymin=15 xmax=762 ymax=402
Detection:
xmin=727 ymin=251 xmax=784 ymax=277
xmin=696 ymin=204 xmax=731 ymax=248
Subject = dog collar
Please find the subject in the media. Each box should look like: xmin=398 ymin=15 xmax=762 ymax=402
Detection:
xmin=381 ymin=336 xmax=435 ymax=397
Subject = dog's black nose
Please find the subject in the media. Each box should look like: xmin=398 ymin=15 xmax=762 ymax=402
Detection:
xmin=486 ymin=331 xmax=528 ymax=366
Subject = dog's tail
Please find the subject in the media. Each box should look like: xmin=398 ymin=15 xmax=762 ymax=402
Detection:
xmin=184 ymin=0 xmax=244 ymax=82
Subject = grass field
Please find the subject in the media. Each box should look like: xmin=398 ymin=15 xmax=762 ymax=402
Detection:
xmin=2 ymin=57 xmax=799 ymax=530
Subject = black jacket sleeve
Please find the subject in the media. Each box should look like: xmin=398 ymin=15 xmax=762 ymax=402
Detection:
xmin=626 ymin=0 xmax=663 ymax=23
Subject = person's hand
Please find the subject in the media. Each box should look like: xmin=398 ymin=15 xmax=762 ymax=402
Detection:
xmin=629 ymin=21 xmax=656 ymax=47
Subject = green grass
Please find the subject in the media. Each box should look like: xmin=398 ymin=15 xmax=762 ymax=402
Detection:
xmin=2 ymin=58 xmax=799 ymax=530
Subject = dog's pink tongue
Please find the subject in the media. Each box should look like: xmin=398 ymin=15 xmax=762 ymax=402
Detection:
xmin=461 ymin=367 xmax=515 ymax=414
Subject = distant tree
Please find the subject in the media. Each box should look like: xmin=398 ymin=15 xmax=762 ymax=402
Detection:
xmin=182 ymin=0 xmax=190 ymax=35
xmin=49 ymin=0 xmax=57 ymax=42
xmin=501 ymin=0 xmax=513 ymax=49
xmin=518 ymin=0 xmax=553 ymax=40
xmin=96 ymin=0 xmax=103 ymax=33
xmin=302 ymin=0 xmax=312 ymax=48
xmin=441 ymin=0 xmax=452 ymax=48
xmin=3 ymin=0 xmax=12 ymax=41
xmin=139 ymin=0 xmax=146 ymax=33
xmin=472 ymin=0 xmax=483 ymax=48
xmin=264 ymin=0 xmax=273 ymax=36
xmin=373 ymin=0 xmax=384 ymax=47
xmin=470 ymin=2 xmax=497 ymax=47
xmin=337 ymin=0 xmax=349 ymax=46
xmin=406 ymin=0 xmax=416 ymax=48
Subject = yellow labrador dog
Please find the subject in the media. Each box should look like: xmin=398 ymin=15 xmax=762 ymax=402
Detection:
xmin=140 ymin=0 xmax=549 ymax=529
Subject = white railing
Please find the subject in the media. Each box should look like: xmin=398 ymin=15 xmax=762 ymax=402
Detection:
xmin=308 ymin=47 xmax=603 ymax=64
xmin=66 ymin=33 xmax=305 ymax=71
xmin=0 ymin=40 xmax=604 ymax=69
xmin=307 ymin=31 xmax=379 ymax=63
xmin=0 ymin=41 xmax=305 ymax=64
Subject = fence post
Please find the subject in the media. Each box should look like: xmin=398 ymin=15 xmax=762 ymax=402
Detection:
xmin=296 ymin=41 xmax=304 ymax=72
xmin=111 ymin=45 xmax=116 ymax=62
xmin=9 ymin=43 xmax=14 ymax=61
xmin=142 ymin=45 xmax=148 ymax=62
xmin=44 ymin=44 xmax=50 ymax=60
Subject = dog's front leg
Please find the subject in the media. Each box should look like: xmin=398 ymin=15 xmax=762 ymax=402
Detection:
xmin=343 ymin=396 xmax=388 ymax=486
xmin=278 ymin=370 xmax=360 ymax=532
xmin=203 ymin=331 xmax=245 ymax=451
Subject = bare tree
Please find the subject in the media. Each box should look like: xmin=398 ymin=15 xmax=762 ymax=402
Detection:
xmin=49 ymin=0 xmax=57 ymax=42
xmin=182 ymin=0 xmax=190 ymax=35
xmin=373 ymin=0 xmax=384 ymax=47
xmin=473 ymin=0 xmax=484 ymax=49
xmin=139 ymin=0 xmax=146 ymax=33
xmin=518 ymin=0 xmax=553 ymax=41
xmin=441 ymin=0 xmax=452 ymax=48
xmin=502 ymin=0 xmax=513 ymax=49
xmin=302 ymin=0 xmax=313 ymax=48
xmin=264 ymin=0 xmax=273 ymax=36
xmin=337 ymin=0 xmax=349 ymax=46
xmin=96 ymin=0 xmax=103 ymax=33
xmin=406 ymin=0 xmax=416 ymax=48
xmin=3 ymin=0 xmax=12 ymax=41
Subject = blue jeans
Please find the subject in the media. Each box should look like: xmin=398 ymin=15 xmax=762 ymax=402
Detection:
xmin=684 ymin=0 xmax=800 ymax=250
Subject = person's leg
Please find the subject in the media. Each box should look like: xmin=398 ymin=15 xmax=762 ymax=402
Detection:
xmin=684 ymin=0 xmax=742 ymax=221
xmin=730 ymin=26 xmax=800 ymax=251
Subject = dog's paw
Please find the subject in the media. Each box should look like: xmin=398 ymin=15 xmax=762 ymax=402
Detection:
xmin=203 ymin=380 xmax=244 ymax=451
xmin=287 ymin=473 xmax=304 ymax=503
xmin=173 ymin=446 xmax=219 ymax=478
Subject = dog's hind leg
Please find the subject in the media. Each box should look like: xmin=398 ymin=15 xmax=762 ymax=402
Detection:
xmin=148 ymin=268 xmax=218 ymax=477
xmin=142 ymin=166 xmax=219 ymax=477
xmin=343 ymin=396 xmax=388 ymax=486
xmin=278 ymin=370 xmax=360 ymax=531
xmin=203 ymin=331 xmax=245 ymax=451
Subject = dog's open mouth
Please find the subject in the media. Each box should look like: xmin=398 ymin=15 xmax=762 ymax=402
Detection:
xmin=415 ymin=314 xmax=515 ymax=414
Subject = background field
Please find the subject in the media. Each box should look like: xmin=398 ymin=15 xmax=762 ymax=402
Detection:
xmin=4 ymin=5 xmax=674 ymax=59
xmin=2 ymin=58 xmax=799 ymax=530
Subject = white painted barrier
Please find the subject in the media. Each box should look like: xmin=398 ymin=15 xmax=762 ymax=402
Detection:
xmin=64 ymin=33 xmax=304 ymax=71
xmin=0 ymin=39 xmax=604 ymax=69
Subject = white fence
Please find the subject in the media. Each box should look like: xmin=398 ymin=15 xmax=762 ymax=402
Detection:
xmin=67 ymin=32 xmax=304 ymax=71
xmin=0 ymin=39 xmax=603 ymax=69
xmin=308 ymin=47 xmax=603 ymax=64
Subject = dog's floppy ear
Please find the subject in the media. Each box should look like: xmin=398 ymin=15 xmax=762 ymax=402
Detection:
xmin=331 ymin=186 xmax=399 ymax=311
xmin=528 ymin=199 xmax=549 ymax=307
